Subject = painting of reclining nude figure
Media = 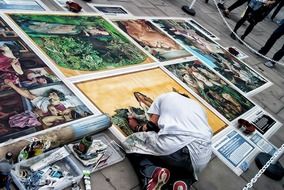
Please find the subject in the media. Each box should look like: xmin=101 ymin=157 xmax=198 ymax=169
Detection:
xmin=151 ymin=19 xmax=268 ymax=94
xmin=76 ymin=68 xmax=227 ymax=136
xmin=112 ymin=19 xmax=191 ymax=61
xmin=165 ymin=60 xmax=255 ymax=121
xmin=9 ymin=14 xmax=153 ymax=77
xmin=0 ymin=18 xmax=92 ymax=142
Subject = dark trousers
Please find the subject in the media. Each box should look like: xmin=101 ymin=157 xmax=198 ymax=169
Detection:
xmin=127 ymin=147 xmax=196 ymax=190
xmin=272 ymin=43 xmax=284 ymax=63
xmin=259 ymin=23 xmax=284 ymax=58
xmin=228 ymin=0 xmax=249 ymax=12
xmin=233 ymin=7 xmax=259 ymax=39
xmin=271 ymin=0 xmax=284 ymax=20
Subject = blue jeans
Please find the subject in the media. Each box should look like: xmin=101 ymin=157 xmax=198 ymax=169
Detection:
xmin=127 ymin=146 xmax=196 ymax=189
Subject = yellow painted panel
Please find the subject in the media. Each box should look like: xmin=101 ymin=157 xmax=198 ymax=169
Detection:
xmin=76 ymin=68 xmax=227 ymax=134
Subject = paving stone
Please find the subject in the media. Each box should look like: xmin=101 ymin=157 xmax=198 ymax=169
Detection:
xmin=193 ymin=158 xmax=251 ymax=190
xmin=277 ymin=108 xmax=284 ymax=123
xmin=101 ymin=158 xmax=140 ymax=190
xmin=266 ymin=84 xmax=284 ymax=99
xmin=241 ymin=161 xmax=284 ymax=190
xmin=254 ymin=91 xmax=284 ymax=114
xmin=89 ymin=171 xmax=116 ymax=190
xmin=130 ymin=185 xmax=141 ymax=190
xmin=281 ymin=96 xmax=284 ymax=103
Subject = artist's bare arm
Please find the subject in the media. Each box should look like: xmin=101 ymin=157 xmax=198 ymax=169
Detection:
xmin=5 ymin=80 xmax=37 ymax=100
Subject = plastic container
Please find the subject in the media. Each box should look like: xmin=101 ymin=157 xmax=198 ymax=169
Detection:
xmin=11 ymin=147 xmax=83 ymax=190
xmin=68 ymin=132 xmax=125 ymax=173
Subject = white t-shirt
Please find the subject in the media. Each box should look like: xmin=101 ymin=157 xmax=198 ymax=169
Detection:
xmin=148 ymin=92 xmax=212 ymax=177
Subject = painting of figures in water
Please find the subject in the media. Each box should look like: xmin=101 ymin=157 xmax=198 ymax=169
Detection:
xmin=76 ymin=68 xmax=227 ymax=136
xmin=113 ymin=19 xmax=191 ymax=61
xmin=0 ymin=17 xmax=92 ymax=142
xmin=152 ymin=19 xmax=268 ymax=94
xmin=165 ymin=60 xmax=255 ymax=121
xmin=9 ymin=14 xmax=153 ymax=77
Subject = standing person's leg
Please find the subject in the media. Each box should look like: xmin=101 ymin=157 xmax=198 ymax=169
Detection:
xmin=264 ymin=43 xmax=284 ymax=68
xmin=127 ymin=154 xmax=170 ymax=190
xmin=240 ymin=22 xmax=257 ymax=40
xmin=272 ymin=43 xmax=284 ymax=62
xmin=271 ymin=0 xmax=284 ymax=20
xmin=259 ymin=23 xmax=284 ymax=55
xmin=227 ymin=0 xmax=248 ymax=12
xmin=231 ymin=8 xmax=251 ymax=39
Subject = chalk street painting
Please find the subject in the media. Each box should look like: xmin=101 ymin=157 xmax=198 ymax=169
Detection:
xmin=152 ymin=19 xmax=268 ymax=94
xmin=76 ymin=68 xmax=227 ymax=136
xmin=113 ymin=19 xmax=192 ymax=61
xmin=165 ymin=60 xmax=255 ymax=121
xmin=9 ymin=14 xmax=153 ymax=77
xmin=0 ymin=17 xmax=92 ymax=142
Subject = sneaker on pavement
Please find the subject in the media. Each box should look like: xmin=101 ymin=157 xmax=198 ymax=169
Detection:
xmin=147 ymin=167 xmax=170 ymax=190
xmin=173 ymin=181 xmax=188 ymax=190
xmin=217 ymin=3 xmax=226 ymax=10
xmin=264 ymin=61 xmax=275 ymax=68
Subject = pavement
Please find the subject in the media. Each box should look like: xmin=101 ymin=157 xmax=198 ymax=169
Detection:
xmin=9 ymin=0 xmax=284 ymax=189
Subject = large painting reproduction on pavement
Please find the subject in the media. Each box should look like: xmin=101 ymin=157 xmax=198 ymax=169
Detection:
xmin=164 ymin=60 xmax=255 ymax=121
xmin=151 ymin=19 xmax=269 ymax=95
xmin=76 ymin=68 xmax=227 ymax=136
xmin=0 ymin=17 xmax=92 ymax=143
xmin=8 ymin=14 xmax=153 ymax=77
xmin=112 ymin=19 xmax=192 ymax=61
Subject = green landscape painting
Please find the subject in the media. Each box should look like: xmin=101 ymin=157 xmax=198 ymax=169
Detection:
xmin=9 ymin=14 xmax=153 ymax=77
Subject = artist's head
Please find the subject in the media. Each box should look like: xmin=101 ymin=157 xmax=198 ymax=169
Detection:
xmin=45 ymin=89 xmax=66 ymax=102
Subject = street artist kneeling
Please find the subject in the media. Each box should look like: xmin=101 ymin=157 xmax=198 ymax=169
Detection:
xmin=122 ymin=92 xmax=212 ymax=190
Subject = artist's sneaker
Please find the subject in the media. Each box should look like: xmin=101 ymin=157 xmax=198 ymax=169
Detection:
xmin=264 ymin=61 xmax=275 ymax=68
xmin=173 ymin=181 xmax=188 ymax=190
xmin=147 ymin=167 xmax=170 ymax=190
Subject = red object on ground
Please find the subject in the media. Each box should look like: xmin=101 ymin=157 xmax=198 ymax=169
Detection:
xmin=66 ymin=1 xmax=82 ymax=13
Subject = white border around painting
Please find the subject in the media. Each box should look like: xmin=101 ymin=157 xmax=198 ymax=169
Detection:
xmin=53 ymin=0 xmax=86 ymax=12
xmin=225 ymin=46 xmax=249 ymax=60
xmin=0 ymin=0 xmax=49 ymax=12
xmin=188 ymin=18 xmax=220 ymax=41
xmin=87 ymin=3 xmax=132 ymax=16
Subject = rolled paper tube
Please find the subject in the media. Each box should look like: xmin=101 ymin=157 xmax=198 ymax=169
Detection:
xmin=0 ymin=114 xmax=111 ymax=159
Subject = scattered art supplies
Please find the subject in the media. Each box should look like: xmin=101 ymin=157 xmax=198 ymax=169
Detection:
xmin=67 ymin=132 xmax=125 ymax=173
xmin=11 ymin=147 xmax=83 ymax=190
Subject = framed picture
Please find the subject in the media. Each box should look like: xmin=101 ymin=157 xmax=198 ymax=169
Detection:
xmin=75 ymin=68 xmax=228 ymax=137
xmin=9 ymin=13 xmax=154 ymax=78
xmin=112 ymin=18 xmax=192 ymax=62
xmin=151 ymin=18 xmax=271 ymax=96
xmin=0 ymin=0 xmax=49 ymax=11
xmin=88 ymin=4 xmax=132 ymax=16
xmin=0 ymin=15 xmax=97 ymax=143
